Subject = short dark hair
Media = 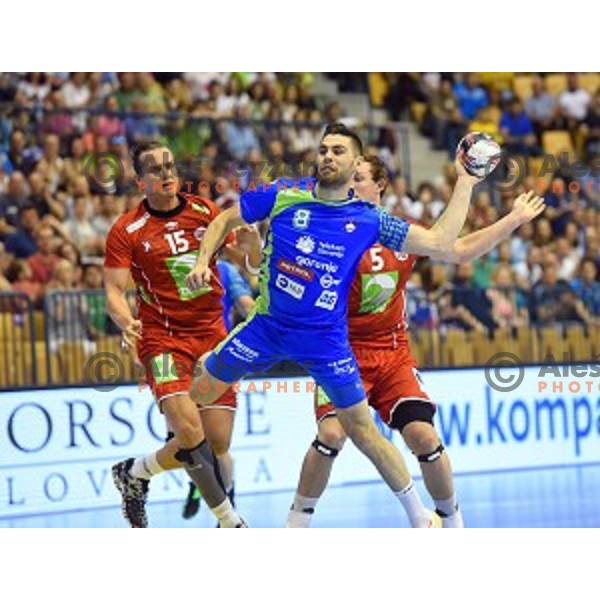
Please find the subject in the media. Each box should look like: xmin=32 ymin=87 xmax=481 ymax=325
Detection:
xmin=131 ymin=141 xmax=171 ymax=176
xmin=5 ymin=259 xmax=28 ymax=283
xmin=18 ymin=203 xmax=39 ymax=216
xmin=362 ymin=154 xmax=390 ymax=195
xmin=321 ymin=122 xmax=363 ymax=156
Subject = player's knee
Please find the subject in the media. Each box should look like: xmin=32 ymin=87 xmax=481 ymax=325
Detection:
xmin=402 ymin=422 xmax=442 ymax=458
xmin=168 ymin=412 xmax=203 ymax=448
xmin=390 ymin=400 xmax=437 ymax=451
xmin=209 ymin=439 xmax=230 ymax=456
xmin=175 ymin=439 xmax=214 ymax=469
xmin=177 ymin=423 xmax=203 ymax=448
xmin=318 ymin=418 xmax=347 ymax=450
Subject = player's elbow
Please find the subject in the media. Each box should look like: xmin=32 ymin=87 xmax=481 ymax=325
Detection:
xmin=405 ymin=230 xmax=444 ymax=256
xmin=431 ymin=231 xmax=455 ymax=256
xmin=452 ymin=241 xmax=474 ymax=264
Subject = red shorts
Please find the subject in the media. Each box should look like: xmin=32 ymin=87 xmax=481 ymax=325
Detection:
xmin=139 ymin=325 xmax=237 ymax=409
xmin=315 ymin=342 xmax=431 ymax=424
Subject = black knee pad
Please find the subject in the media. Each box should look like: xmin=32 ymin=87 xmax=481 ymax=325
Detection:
xmin=389 ymin=399 xmax=436 ymax=433
xmin=311 ymin=437 xmax=340 ymax=458
xmin=416 ymin=443 xmax=445 ymax=463
xmin=175 ymin=440 xmax=226 ymax=493
xmin=175 ymin=439 xmax=213 ymax=466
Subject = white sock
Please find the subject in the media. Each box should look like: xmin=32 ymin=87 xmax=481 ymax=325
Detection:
xmin=441 ymin=508 xmax=464 ymax=528
xmin=130 ymin=453 xmax=164 ymax=480
xmin=212 ymin=498 xmax=243 ymax=527
xmin=285 ymin=493 xmax=318 ymax=528
xmin=435 ymin=493 xmax=458 ymax=517
xmin=286 ymin=511 xmax=313 ymax=528
xmin=394 ymin=480 xmax=431 ymax=528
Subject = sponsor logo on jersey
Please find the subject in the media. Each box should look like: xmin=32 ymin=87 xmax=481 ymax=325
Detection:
xmin=295 ymin=256 xmax=339 ymax=273
xmin=125 ymin=212 xmax=151 ymax=234
xmin=165 ymin=221 xmax=179 ymax=231
xmin=191 ymin=202 xmax=211 ymax=215
xmin=142 ymin=241 xmax=152 ymax=252
xmin=315 ymin=290 xmax=338 ymax=310
xmin=317 ymin=241 xmax=345 ymax=258
xmin=194 ymin=226 xmax=207 ymax=240
xmin=292 ymin=208 xmax=311 ymax=230
xmin=165 ymin=251 xmax=211 ymax=301
xmin=359 ymin=271 xmax=399 ymax=313
xmin=226 ymin=338 xmax=260 ymax=363
xmin=344 ymin=220 xmax=357 ymax=233
xmin=328 ymin=357 xmax=356 ymax=376
xmin=276 ymin=258 xmax=314 ymax=282
xmin=275 ymin=273 xmax=306 ymax=300
xmin=319 ymin=273 xmax=341 ymax=289
xmin=296 ymin=235 xmax=315 ymax=254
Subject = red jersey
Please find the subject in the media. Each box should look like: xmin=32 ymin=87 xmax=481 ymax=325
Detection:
xmin=104 ymin=193 xmax=232 ymax=335
xmin=347 ymin=244 xmax=419 ymax=349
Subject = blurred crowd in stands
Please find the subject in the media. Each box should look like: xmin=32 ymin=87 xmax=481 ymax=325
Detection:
xmin=364 ymin=72 xmax=600 ymax=331
xmin=367 ymin=72 xmax=600 ymax=159
xmin=0 ymin=72 xmax=598 ymax=337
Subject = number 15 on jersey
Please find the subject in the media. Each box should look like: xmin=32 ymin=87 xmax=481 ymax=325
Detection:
xmin=165 ymin=231 xmax=190 ymax=254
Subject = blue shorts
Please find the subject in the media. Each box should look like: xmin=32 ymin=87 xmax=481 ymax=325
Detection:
xmin=205 ymin=312 xmax=365 ymax=409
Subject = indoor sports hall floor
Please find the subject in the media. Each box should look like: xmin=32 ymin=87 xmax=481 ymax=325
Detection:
xmin=2 ymin=463 xmax=599 ymax=528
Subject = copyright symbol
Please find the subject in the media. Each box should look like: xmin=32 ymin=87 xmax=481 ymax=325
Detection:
xmin=485 ymin=352 xmax=524 ymax=392
xmin=487 ymin=152 xmax=526 ymax=193
xmin=84 ymin=352 xmax=124 ymax=392
xmin=84 ymin=152 xmax=124 ymax=193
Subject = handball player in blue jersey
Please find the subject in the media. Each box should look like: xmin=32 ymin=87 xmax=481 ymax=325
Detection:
xmin=186 ymin=123 xmax=482 ymax=527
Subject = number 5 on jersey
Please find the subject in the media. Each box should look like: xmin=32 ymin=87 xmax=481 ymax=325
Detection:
xmin=165 ymin=231 xmax=189 ymax=254
xmin=370 ymin=247 xmax=384 ymax=271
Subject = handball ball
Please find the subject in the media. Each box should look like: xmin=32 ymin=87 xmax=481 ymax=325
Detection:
xmin=457 ymin=132 xmax=502 ymax=178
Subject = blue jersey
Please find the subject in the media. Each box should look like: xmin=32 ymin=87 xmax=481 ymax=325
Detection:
xmin=239 ymin=179 xmax=411 ymax=328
